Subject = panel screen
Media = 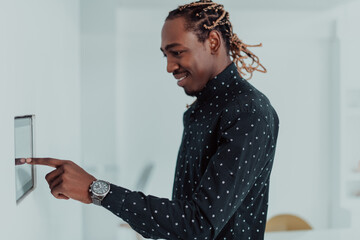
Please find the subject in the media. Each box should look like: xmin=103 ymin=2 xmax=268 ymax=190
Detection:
xmin=14 ymin=115 xmax=35 ymax=203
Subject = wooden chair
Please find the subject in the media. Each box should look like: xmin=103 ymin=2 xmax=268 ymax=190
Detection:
xmin=265 ymin=214 xmax=312 ymax=232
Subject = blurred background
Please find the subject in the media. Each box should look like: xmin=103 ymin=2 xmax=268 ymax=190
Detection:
xmin=1 ymin=0 xmax=360 ymax=239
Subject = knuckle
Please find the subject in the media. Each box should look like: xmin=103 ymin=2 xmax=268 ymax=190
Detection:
xmin=61 ymin=183 xmax=68 ymax=192
xmin=59 ymin=174 xmax=66 ymax=182
xmin=45 ymin=173 xmax=51 ymax=181
xmin=50 ymin=188 xmax=57 ymax=196
xmin=61 ymin=174 xmax=67 ymax=183
xmin=56 ymin=184 xmax=65 ymax=193
xmin=62 ymin=163 xmax=68 ymax=170
xmin=64 ymin=160 xmax=72 ymax=165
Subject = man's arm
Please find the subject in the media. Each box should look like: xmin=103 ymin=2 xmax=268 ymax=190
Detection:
xmin=27 ymin=108 xmax=277 ymax=239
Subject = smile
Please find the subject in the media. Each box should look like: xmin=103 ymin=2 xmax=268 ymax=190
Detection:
xmin=174 ymin=71 xmax=188 ymax=79
xmin=178 ymin=74 xmax=188 ymax=81
xmin=175 ymin=72 xmax=189 ymax=87
xmin=174 ymin=72 xmax=189 ymax=81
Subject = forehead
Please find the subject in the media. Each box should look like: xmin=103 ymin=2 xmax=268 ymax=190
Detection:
xmin=161 ymin=17 xmax=201 ymax=50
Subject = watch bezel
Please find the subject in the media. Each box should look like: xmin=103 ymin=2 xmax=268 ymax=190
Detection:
xmin=90 ymin=180 xmax=110 ymax=197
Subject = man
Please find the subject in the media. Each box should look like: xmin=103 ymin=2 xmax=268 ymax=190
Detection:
xmin=24 ymin=1 xmax=279 ymax=239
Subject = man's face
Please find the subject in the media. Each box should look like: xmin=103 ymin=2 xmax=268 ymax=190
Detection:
xmin=161 ymin=17 xmax=215 ymax=96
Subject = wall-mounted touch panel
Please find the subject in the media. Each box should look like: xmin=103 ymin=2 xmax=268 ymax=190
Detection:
xmin=14 ymin=115 xmax=35 ymax=203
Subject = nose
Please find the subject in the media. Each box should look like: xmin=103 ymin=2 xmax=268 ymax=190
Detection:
xmin=166 ymin=58 xmax=179 ymax=73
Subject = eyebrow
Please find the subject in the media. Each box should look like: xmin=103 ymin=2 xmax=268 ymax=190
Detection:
xmin=160 ymin=43 xmax=182 ymax=52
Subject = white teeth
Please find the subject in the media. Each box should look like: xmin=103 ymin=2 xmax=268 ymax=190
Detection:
xmin=178 ymin=74 xmax=188 ymax=81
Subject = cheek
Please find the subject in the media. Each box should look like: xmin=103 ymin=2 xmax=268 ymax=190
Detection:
xmin=181 ymin=46 xmax=213 ymax=85
xmin=194 ymin=61 xmax=212 ymax=82
xmin=190 ymin=53 xmax=212 ymax=77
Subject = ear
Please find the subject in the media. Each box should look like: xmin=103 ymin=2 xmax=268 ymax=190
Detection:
xmin=208 ymin=30 xmax=222 ymax=55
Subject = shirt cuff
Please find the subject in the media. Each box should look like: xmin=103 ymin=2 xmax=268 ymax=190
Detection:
xmin=101 ymin=183 xmax=130 ymax=216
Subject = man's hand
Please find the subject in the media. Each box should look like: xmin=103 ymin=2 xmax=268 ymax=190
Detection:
xmin=15 ymin=158 xmax=26 ymax=165
xmin=26 ymin=158 xmax=96 ymax=204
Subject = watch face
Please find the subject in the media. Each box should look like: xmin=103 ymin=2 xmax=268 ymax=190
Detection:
xmin=92 ymin=180 xmax=110 ymax=195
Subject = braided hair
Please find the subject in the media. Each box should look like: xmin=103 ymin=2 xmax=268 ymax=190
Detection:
xmin=166 ymin=0 xmax=266 ymax=80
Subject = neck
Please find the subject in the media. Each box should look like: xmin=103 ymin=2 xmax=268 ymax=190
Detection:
xmin=210 ymin=56 xmax=232 ymax=80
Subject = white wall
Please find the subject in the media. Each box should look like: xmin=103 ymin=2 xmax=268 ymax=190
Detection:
xmin=336 ymin=0 xmax=360 ymax=227
xmin=79 ymin=1 xmax=122 ymax=239
xmin=114 ymin=6 xmax=345 ymax=233
xmin=0 ymin=1 xmax=82 ymax=239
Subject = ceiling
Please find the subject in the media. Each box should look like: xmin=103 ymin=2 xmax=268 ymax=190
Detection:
xmin=118 ymin=0 xmax=358 ymax=10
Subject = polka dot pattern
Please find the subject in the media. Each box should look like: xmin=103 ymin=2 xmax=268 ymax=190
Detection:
xmin=101 ymin=63 xmax=279 ymax=239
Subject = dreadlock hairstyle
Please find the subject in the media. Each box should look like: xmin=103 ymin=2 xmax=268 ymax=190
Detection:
xmin=166 ymin=0 xmax=266 ymax=80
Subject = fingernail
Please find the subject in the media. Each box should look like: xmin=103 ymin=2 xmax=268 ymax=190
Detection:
xmin=20 ymin=158 xmax=25 ymax=163
xmin=26 ymin=158 xmax=32 ymax=163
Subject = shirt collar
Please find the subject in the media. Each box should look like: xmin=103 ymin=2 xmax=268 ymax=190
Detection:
xmin=194 ymin=62 xmax=239 ymax=103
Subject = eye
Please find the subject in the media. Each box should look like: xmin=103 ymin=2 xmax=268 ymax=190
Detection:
xmin=173 ymin=51 xmax=182 ymax=56
xmin=171 ymin=51 xmax=184 ymax=57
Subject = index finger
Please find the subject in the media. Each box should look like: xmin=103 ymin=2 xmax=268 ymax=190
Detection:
xmin=26 ymin=158 xmax=66 ymax=168
xmin=15 ymin=158 xmax=26 ymax=165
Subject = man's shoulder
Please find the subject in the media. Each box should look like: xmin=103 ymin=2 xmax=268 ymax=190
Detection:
xmin=220 ymin=83 xmax=276 ymax=124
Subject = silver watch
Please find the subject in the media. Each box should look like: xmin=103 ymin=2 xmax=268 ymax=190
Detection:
xmin=89 ymin=180 xmax=111 ymax=206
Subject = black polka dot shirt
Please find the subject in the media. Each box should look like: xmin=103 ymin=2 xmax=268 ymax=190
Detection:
xmin=101 ymin=63 xmax=280 ymax=239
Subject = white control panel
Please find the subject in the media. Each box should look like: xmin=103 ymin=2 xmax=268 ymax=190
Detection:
xmin=14 ymin=115 xmax=35 ymax=203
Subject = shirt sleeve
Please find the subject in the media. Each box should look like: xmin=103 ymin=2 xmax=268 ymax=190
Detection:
xmin=101 ymin=106 xmax=275 ymax=239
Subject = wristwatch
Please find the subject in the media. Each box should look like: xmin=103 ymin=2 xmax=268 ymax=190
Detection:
xmin=89 ymin=180 xmax=111 ymax=206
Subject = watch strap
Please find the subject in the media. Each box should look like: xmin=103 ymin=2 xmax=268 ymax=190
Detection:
xmin=91 ymin=195 xmax=103 ymax=206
